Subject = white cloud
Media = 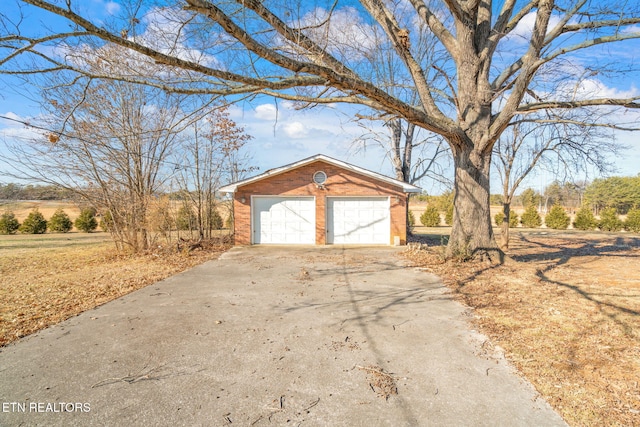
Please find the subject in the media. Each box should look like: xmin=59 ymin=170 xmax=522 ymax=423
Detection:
xmin=104 ymin=1 xmax=120 ymax=15
xmin=281 ymin=121 xmax=307 ymax=138
xmin=557 ymin=78 xmax=640 ymax=101
xmin=505 ymin=12 xmax=562 ymax=44
xmin=138 ymin=7 xmax=218 ymax=67
xmin=294 ymin=6 xmax=379 ymax=61
xmin=255 ymin=104 xmax=279 ymax=121
xmin=0 ymin=112 xmax=22 ymax=123
xmin=49 ymin=7 xmax=222 ymax=81
xmin=238 ymin=103 xmax=384 ymax=172
xmin=0 ymin=112 xmax=44 ymax=142
xmin=281 ymin=101 xmax=298 ymax=110
xmin=585 ymin=79 xmax=638 ymax=99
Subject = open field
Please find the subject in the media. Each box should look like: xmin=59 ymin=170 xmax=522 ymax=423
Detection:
xmin=0 ymin=200 xmax=82 ymax=222
xmin=406 ymin=227 xmax=640 ymax=426
xmin=0 ymin=232 xmax=231 ymax=347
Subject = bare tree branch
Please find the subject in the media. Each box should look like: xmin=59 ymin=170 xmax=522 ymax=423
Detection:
xmin=407 ymin=0 xmax=457 ymax=57
xmin=539 ymin=31 xmax=640 ymax=67
xmin=489 ymin=0 xmax=555 ymax=148
xmin=518 ymin=97 xmax=640 ymax=112
xmin=360 ymin=0 xmax=446 ymax=123
xmin=509 ymin=117 xmax=640 ymax=132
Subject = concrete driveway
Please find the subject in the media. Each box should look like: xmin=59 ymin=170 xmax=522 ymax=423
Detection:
xmin=0 ymin=246 xmax=566 ymax=426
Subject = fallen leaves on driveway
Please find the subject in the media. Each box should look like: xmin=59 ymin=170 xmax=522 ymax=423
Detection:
xmin=357 ymin=364 xmax=399 ymax=401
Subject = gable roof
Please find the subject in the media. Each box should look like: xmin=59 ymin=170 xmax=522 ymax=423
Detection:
xmin=219 ymin=154 xmax=422 ymax=193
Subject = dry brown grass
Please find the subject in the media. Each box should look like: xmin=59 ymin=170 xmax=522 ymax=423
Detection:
xmin=0 ymin=232 xmax=231 ymax=347
xmin=405 ymin=230 xmax=640 ymax=427
xmin=1 ymin=200 xmax=82 ymax=222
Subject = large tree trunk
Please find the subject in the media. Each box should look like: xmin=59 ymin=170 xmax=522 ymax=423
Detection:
xmin=447 ymin=17 xmax=503 ymax=262
xmin=447 ymin=146 xmax=502 ymax=262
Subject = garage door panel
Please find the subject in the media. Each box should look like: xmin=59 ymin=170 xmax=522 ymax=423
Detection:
xmin=328 ymin=197 xmax=390 ymax=244
xmin=253 ymin=197 xmax=315 ymax=244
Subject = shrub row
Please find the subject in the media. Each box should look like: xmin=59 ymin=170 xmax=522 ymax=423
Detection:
xmin=411 ymin=204 xmax=640 ymax=233
xmin=418 ymin=206 xmax=454 ymax=227
xmin=489 ymin=205 xmax=640 ymax=232
xmin=0 ymin=208 xmax=98 ymax=235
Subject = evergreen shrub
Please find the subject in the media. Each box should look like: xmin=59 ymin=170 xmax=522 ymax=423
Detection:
xmin=624 ymin=208 xmax=640 ymax=233
xmin=0 ymin=211 xmax=20 ymax=234
xmin=573 ymin=206 xmax=597 ymax=230
xmin=176 ymin=206 xmax=196 ymax=231
xmin=100 ymin=210 xmax=113 ymax=232
xmin=75 ymin=208 xmax=98 ymax=233
xmin=494 ymin=210 xmax=519 ymax=227
xmin=19 ymin=209 xmax=47 ymax=234
xmin=598 ymin=207 xmax=623 ymax=232
xmin=211 ymin=209 xmax=224 ymax=230
xmin=420 ymin=206 xmax=441 ymax=227
xmin=444 ymin=204 xmax=454 ymax=226
xmin=407 ymin=210 xmax=416 ymax=232
xmin=48 ymin=208 xmax=73 ymax=233
xmin=520 ymin=205 xmax=542 ymax=228
xmin=544 ymin=205 xmax=570 ymax=230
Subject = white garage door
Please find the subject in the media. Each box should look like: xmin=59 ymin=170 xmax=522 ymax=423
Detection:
xmin=252 ymin=197 xmax=315 ymax=244
xmin=327 ymin=197 xmax=390 ymax=244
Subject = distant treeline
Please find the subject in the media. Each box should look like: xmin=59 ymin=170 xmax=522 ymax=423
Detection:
xmin=0 ymin=183 xmax=76 ymax=201
xmin=414 ymin=174 xmax=640 ymax=215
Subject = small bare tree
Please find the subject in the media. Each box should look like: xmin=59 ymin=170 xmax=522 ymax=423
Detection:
xmin=1 ymin=46 xmax=214 ymax=251
xmin=356 ymin=118 xmax=450 ymax=186
xmin=494 ymin=110 xmax=623 ymax=248
xmin=352 ymin=1 xmax=450 ymax=189
xmin=175 ymin=106 xmax=255 ymax=240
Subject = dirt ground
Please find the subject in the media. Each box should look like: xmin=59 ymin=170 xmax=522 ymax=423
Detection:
xmin=405 ymin=228 xmax=640 ymax=427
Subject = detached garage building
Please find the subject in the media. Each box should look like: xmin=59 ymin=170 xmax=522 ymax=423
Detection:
xmin=219 ymin=154 xmax=421 ymax=245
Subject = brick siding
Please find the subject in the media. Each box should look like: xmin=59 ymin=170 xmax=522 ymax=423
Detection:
xmin=232 ymin=160 xmax=408 ymax=245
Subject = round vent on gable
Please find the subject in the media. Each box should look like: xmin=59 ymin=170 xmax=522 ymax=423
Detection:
xmin=313 ymin=171 xmax=327 ymax=186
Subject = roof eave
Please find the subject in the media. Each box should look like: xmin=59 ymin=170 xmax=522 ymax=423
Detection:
xmin=219 ymin=154 xmax=422 ymax=194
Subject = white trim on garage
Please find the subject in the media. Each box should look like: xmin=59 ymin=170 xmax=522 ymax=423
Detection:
xmin=219 ymin=154 xmax=421 ymax=195
xmin=251 ymin=196 xmax=316 ymax=244
xmin=326 ymin=197 xmax=390 ymax=245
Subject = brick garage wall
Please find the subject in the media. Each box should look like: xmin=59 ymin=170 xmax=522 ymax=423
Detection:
xmin=232 ymin=160 xmax=408 ymax=245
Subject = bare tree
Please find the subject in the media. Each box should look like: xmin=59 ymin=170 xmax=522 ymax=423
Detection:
xmin=2 ymin=0 xmax=640 ymax=260
xmin=493 ymin=110 xmax=622 ymax=248
xmin=175 ymin=121 xmax=219 ymax=241
xmin=350 ymin=1 xmax=450 ymax=188
xmin=206 ymin=108 xmax=257 ymax=185
xmin=175 ymin=106 xmax=255 ymax=239
xmin=354 ymin=117 xmax=451 ymax=237
xmin=0 ymin=46 xmax=214 ymax=251
xmin=355 ymin=118 xmax=451 ymax=186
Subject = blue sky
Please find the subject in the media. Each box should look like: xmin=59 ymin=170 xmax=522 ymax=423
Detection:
xmin=1 ymin=0 xmax=639 ymax=196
